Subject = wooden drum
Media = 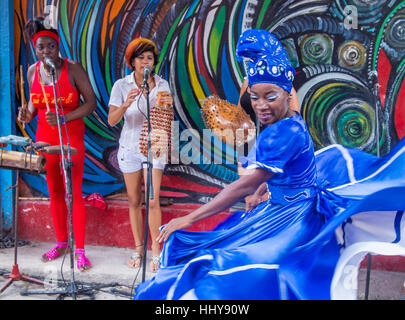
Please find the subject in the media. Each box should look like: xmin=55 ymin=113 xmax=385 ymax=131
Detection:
xmin=0 ymin=149 xmax=46 ymax=174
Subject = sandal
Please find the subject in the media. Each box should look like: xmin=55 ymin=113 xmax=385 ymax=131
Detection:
xmin=128 ymin=252 xmax=143 ymax=268
xmin=75 ymin=248 xmax=92 ymax=272
xmin=151 ymin=254 xmax=160 ymax=273
xmin=41 ymin=242 xmax=68 ymax=262
xmin=128 ymin=243 xmax=144 ymax=268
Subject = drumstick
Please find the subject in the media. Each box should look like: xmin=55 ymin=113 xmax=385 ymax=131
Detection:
xmin=36 ymin=66 xmax=51 ymax=113
xmin=20 ymin=65 xmax=26 ymax=129
xmin=37 ymin=66 xmax=55 ymax=129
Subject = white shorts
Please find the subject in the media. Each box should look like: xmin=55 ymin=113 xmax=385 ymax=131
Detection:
xmin=117 ymin=145 xmax=165 ymax=173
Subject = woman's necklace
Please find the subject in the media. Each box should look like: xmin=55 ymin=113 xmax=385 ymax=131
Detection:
xmin=41 ymin=58 xmax=61 ymax=80
xmin=41 ymin=63 xmax=52 ymax=78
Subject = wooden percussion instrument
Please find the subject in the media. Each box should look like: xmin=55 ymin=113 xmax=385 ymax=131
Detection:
xmin=0 ymin=149 xmax=46 ymax=174
xmin=201 ymin=95 xmax=256 ymax=146
xmin=140 ymin=91 xmax=174 ymax=162
xmin=0 ymin=135 xmax=77 ymax=174
xmin=25 ymin=142 xmax=77 ymax=155
xmin=0 ymin=135 xmax=45 ymax=174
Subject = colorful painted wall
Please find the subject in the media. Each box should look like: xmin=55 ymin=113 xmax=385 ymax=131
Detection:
xmin=13 ymin=0 xmax=405 ymax=203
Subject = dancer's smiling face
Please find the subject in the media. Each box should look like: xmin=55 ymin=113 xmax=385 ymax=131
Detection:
xmin=250 ymin=83 xmax=293 ymax=126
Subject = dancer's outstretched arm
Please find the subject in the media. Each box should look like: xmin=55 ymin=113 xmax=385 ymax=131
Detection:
xmin=157 ymin=168 xmax=273 ymax=243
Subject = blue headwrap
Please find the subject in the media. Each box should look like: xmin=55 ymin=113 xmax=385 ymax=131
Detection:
xmin=236 ymin=29 xmax=296 ymax=93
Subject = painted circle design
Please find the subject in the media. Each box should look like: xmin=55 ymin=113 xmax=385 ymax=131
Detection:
xmin=300 ymin=34 xmax=333 ymax=65
xmin=338 ymin=41 xmax=366 ymax=70
xmin=302 ymin=79 xmax=377 ymax=152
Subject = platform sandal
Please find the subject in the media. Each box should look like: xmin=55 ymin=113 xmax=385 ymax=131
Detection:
xmin=128 ymin=243 xmax=144 ymax=268
xmin=75 ymin=248 xmax=92 ymax=271
xmin=151 ymin=254 xmax=160 ymax=273
xmin=41 ymin=242 xmax=68 ymax=262
xmin=128 ymin=252 xmax=143 ymax=269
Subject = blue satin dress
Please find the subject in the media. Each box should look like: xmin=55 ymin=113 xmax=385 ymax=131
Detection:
xmin=134 ymin=113 xmax=405 ymax=300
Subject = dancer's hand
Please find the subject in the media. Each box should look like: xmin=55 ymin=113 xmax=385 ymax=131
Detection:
xmin=157 ymin=216 xmax=192 ymax=243
xmin=245 ymin=193 xmax=265 ymax=212
xmin=45 ymin=111 xmax=60 ymax=126
xmin=18 ymin=106 xmax=33 ymax=123
xmin=123 ymin=88 xmax=141 ymax=109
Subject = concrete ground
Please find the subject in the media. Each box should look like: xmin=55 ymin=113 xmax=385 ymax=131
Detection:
xmin=0 ymin=241 xmax=152 ymax=300
xmin=0 ymin=241 xmax=404 ymax=300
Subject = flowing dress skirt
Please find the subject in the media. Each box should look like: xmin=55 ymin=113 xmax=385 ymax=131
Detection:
xmin=134 ymin=138 xmax=405 ymax=300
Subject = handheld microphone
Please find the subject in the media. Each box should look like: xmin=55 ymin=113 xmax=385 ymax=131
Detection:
xmin=44 ymin=58 xmax=56 ymax=70
xmin=143 ymin=65 xmax=151 ymax=85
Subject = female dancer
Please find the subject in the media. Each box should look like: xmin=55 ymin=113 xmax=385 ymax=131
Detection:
xmin=236 ymin=29 xmax=300 ymax=212
xmin=133 ymin=30 xmax=405 ymax=299
xmin=19 ymin=17 xmax=96 ymax=271
xmin=108 ymin=38 xmax=173 ymax=272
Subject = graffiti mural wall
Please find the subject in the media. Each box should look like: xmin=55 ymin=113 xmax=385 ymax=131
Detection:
xmin=13 ymin=0 xmax=405 ymax=202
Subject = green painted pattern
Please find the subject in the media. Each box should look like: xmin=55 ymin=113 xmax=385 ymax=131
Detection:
xmin=83 ymin=117 xmax=115 ymax=141
xmin=256 ymin=0 xmax=272 ymax=28
xmin=60 ymin=0 xmax=71 ymax=47
xmin=80 ymin=13 xmax=92 ymax=71
xmin=105 ymin=48 xmax=112 ymax=93
xmin=209 ymin=6 xmax=226 ymax=75
xmin=177 ymin=23 xmax=205 ymax=129
xmin=156 ymin=7 xmax=187 ymax=73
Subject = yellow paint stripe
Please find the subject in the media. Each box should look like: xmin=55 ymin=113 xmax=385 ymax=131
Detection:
xmin=188 ymin=41 xmax=206 ymax=102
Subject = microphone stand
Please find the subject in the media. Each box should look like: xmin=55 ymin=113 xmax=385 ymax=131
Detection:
xmin=373 ymin=78 xmax=381 ymax=158
xmin=53 ymin=67 xmax=77 ymax=298
xmin=141 ymin=79 xmax=154 ymax=283
xmin=364 ymin=71 xmax=381 ymax=300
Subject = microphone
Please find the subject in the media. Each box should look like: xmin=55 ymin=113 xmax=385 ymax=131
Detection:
xmin=44 ymin=58 xmax=56 ymax=70
xmin=143 ymin=65 xmax=151 ymax=85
